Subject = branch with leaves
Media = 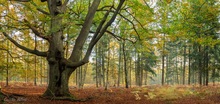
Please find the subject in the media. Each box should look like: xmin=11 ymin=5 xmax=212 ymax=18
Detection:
xmin=23 ymin=19 xmax=49 ymax=41
xmin=2 ymin=32 xmax=47 ymax=57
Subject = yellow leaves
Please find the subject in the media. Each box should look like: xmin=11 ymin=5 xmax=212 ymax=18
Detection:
xmin=182 ymin=2 xmax=189 ymax=7
xmin=109 ymin=41 xmax=119 ymax=49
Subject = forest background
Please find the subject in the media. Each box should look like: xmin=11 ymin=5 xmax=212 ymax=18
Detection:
xmin=0 ymin=0 xmax=219 ymax=92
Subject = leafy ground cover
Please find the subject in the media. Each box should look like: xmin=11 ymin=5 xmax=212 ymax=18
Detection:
xmin=1 ymin=83 xmax=220 ymax=104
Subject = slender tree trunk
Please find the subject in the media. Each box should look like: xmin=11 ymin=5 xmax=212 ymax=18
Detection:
xmin=82 ymin=64 xmax=88 ymax=88
xmin=34 ymin=55 xmax=37 ymax=86
xmin=95 ymin=45 xmax=98 ymax=87
xmin=162 ymin=54 xmax=165 ymax=85
xmin=98 ymin=44 xmax=102 ymax=87
xmin=204 ymin=46 xmax=209 ymax=86
xmin=6 ymin=40 xmax=9 ymax=86
xmin=175 ymin=49 xmax=179 ymax=85
xmin=118 ymin=43 xmax=122 ymax=87
xmin=188 ymin=47 xmax=191 ymax=85
xmin=122 ymin=42 xmax=128 ymax=88
xmin=129 ymin=57 xmax=132 ymax=87
xmin=166 ymin=55 xmax=169 ymax=85
xmin=161 ymin=33 xmax=166 ymax=85
xmin=198 ymin=45 xmax=202 ymax=86
xmin=105 ymin=43 xmax=110 ymax=90
xmin=136 ymin=52 xmax=141 ymax=86
xmin=102 ymin=47 xmax=106 ymax=87
xmin=212 ymin=68 xmax=216 ymax=86
xmin=183 ymin=45 xmax=186 ymax=85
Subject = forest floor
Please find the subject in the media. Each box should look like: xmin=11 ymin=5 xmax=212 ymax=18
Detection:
xmin=0 ymin=83 xmax=220 ymax=104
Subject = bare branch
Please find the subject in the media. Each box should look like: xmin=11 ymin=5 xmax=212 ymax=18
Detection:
xmin=2 ymin=32 xmax=47 ymax=57
xmin=37 ymin=8 xmax=50 ymax=15
xmin=0 ymin=48 xmax=14 ymax=58
xmin=106 ymin=30 xmax=136 ymax=44
xmin=118 ymin=13 xmax=141 ymax=40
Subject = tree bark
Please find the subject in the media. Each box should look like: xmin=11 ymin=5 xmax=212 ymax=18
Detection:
xmin=3 ymin=0 xmax=125 ymax=101
xmin=118 ymin=43 xmax=122 ymax=87
xmin=122 ymin=41 xmax=128 ymax=88
xmin=188 ymin=47 xmax=191 ymax=85
xmin=183 ymin=45 xmax=186 ymax=85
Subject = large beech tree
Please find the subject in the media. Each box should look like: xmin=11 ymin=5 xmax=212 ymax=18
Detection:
xmin=1 ymin=0 xmax=125 ymax=100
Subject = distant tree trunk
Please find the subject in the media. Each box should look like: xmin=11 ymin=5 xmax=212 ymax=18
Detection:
xmin=118 ymin=43 xmax=122 ymax=87
xmin=129 ymin=57 xmax=132 ymax=87
xmin=145 ymin=70 xmax=148 ymax=85
xmin=204 ymin=46 xmax=209 ymax=86
xmin=198 ymin=45 xmax=202 ymax=86
xmin=136 ymin=52 xmax=141 ymax=86
xmin=76 ymin=63 xmax=87 ymax=89
xmin=175 ymin=49 xmax=179 ymax=84
xmin=212 ymin=68 xmax=216 ymax=86
xmin=105 ymin=42 xmax=110 ymax=90
xmin=188 ymin=47 xmax=191 ymax=85
xmin=162 ymin=34 xmax=166 ymax=86
xmin=95 ymin=45 xmax=98 ymax=87
xmin=97 ymin=44 xmax=102 ymax=87
xmin=140 ymin=61 xmax=143 ymax=86
xmin=122 ymin=41 xmax=128 ymax=88
xmin=81 ymin=64 xmax=88 ymax=88
xmin=34 ymin=35 xmax=37 ymax=86
xmin=183 ymin=45 xmax=186 ymax=85
xmin=166 ymin=55 xmax=169 ymax=85
xmin=76 ymin=67 xmax=79 ymax=87
xmin=34 ymin=55 xmax=37 ymax=86
xmin=6 ymin=40 xmax=9 ymax=86
xmin=40 ymin=57 xmax=43 ymax=85
xmin=102 ymin=47 xmax=106 ymax=87
xmin=162 ymin=54 xmax=165 ymax=85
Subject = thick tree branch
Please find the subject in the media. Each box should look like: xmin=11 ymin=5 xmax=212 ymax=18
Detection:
xmin=91 ymin=0 xmax=125 ymax=47
xmin=69 ymin=0 xmax=101 ymax=62
xmin=61 ymin=0 xmax=69 ymax=12
xmin=2 ymin=32 xmax=47 ymax=57
xmin=82 ymin=0 xmax=126 ymax=65
xmin=24 ymin=19 xmax=49 ymax=41
xmin=61 ymin=58 xmax=89 ymax=68
xmin=91 ymin=6 xmax=112 ymax=45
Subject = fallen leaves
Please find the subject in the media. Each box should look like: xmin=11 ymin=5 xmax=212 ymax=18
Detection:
xmin=0 ymin=83 xmax=219 ymax=104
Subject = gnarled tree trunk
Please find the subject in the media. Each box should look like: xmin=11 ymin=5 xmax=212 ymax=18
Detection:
xmin=3 ymin=0 xmax=125 ymax=101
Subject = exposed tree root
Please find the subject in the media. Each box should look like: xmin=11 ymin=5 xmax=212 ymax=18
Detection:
xmin=0 ymin=90 xmax=27 ymax=102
